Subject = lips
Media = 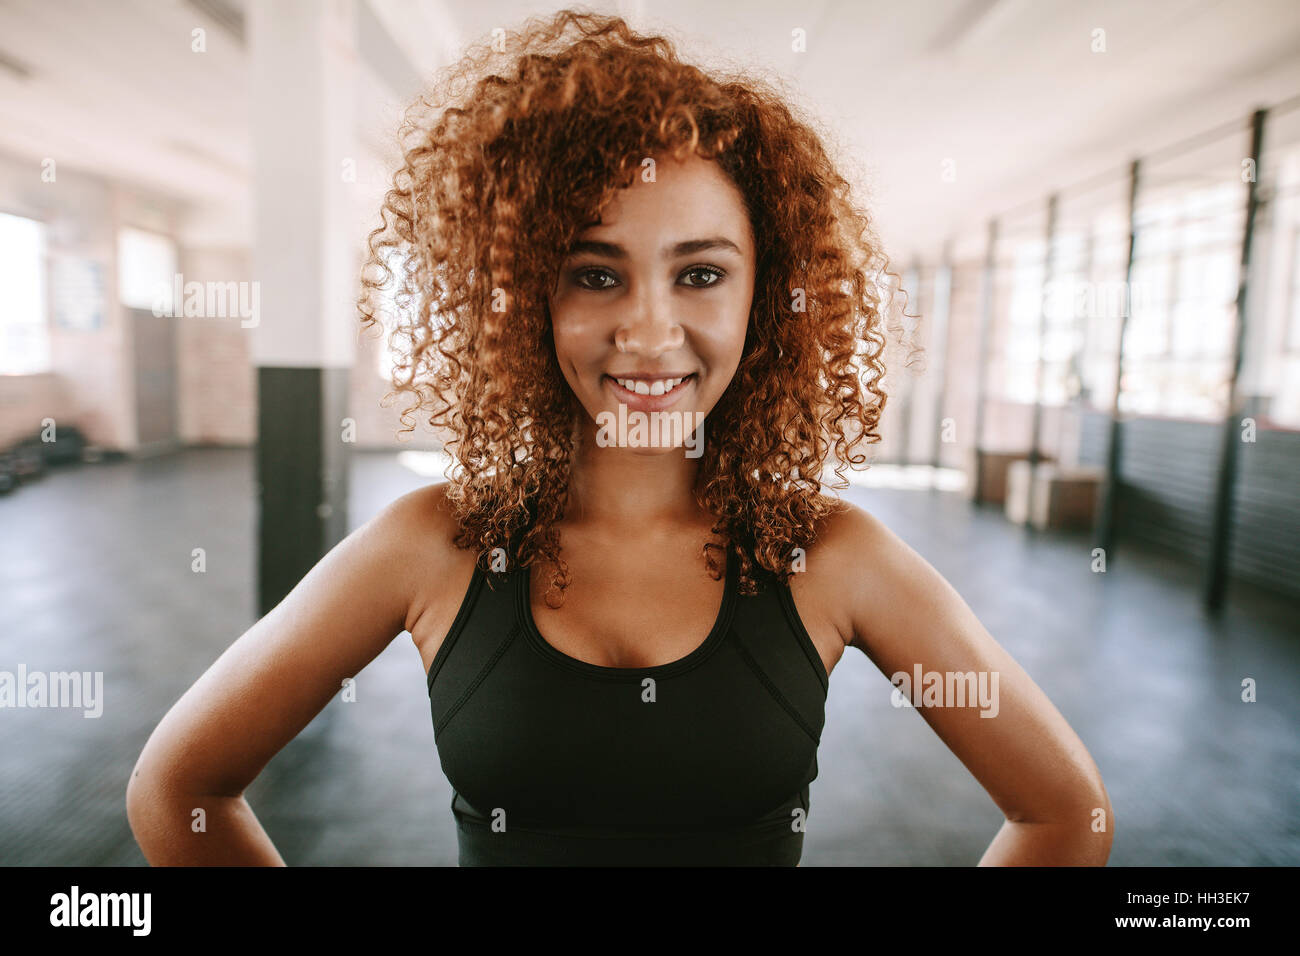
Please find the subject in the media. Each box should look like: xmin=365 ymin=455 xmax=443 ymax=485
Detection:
xmin=603 ymin=373 xmax=696 ymax=412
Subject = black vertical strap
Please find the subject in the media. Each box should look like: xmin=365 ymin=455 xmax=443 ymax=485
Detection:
xmin=1095 ymin=159 xmax=1141 ymax=556
xmin=1205 ymin=108 xmax=1268 ymax=613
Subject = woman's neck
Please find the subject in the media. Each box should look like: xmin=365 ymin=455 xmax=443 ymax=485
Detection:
xmin=562 ymin=420 xmax=707 ymax=533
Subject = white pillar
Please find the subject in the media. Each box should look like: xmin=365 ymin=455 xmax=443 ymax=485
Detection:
xmin=247 ymin=0 xmax=359 ymax=614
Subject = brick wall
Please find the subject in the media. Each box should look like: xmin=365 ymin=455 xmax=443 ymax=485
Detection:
xmin=175 ymin=247 xmax=257 ymax=445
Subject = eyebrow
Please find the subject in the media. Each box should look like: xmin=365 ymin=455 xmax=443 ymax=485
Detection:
xmin=565 ymin=237 xmax=744 ymax=260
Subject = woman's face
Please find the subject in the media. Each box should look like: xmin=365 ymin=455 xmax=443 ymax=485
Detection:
xmin=547 ymin=153 xmax=756 ymax=453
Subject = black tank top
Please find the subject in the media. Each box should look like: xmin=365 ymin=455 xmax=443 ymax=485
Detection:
xmin=425 ymin=544 xmax=830 ymax=865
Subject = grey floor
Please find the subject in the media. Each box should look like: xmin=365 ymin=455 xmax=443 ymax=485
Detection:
xmin=1 ymin=447 xmax=1296 ymax=866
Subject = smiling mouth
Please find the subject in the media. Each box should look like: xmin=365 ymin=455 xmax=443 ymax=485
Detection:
xmin=602 ymin=372 xmax=698 ymax=410
xmin=604 ymin=373 xmax=696 ymax=397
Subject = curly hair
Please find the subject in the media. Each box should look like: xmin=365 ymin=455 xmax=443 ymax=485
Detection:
xmin=358 ymin=7 xmax=910 ymax=604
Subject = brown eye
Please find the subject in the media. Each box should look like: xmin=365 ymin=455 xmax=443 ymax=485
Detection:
xmin=574 ymin=268 xmax=617 ymax=290
xmin=681 ymin=265 xmax=725 ymax=288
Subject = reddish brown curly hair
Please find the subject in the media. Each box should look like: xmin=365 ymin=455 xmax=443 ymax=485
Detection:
xmin=358 ymin=8 xmax=908 ymax=603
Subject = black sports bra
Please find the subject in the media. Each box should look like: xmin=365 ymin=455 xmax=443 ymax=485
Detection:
xmin=425 ymin=545 xmax=830 ymax=865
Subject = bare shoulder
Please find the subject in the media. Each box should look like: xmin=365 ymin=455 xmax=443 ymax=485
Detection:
xmin=807 ymin=493 xmax=895 ymax=549
xmin=795 ymin=494 xmax=922 ymax=652
xmin=374 ymin=480 xmax=461 ymax=551
xmin=357 ymin=482 xmax=457 ymax=618
xmin=381 ymin=482 xmax=481 ymax=672
xmin=376 ymin=479 xmax=457 ymax=528
xmin=810 ymin=494 xmax=997 ymax=665
xmin=775 ymin=495 xmax=876 ymax=654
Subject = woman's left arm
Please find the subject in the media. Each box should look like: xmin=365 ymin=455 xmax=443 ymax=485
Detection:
xmin=823 ymin=502 xmax=1113 ymax=865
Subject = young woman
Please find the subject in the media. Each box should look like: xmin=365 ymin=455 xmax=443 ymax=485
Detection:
xmin=127 ymin=9 xmax=1112 ymax=866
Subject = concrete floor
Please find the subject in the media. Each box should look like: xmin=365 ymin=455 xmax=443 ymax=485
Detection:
xmin=1 ymin=447 xmax=1296 ymax=866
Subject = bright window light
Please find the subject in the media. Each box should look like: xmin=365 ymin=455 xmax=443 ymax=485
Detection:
xmin=0 ymin=212 xmax=50 ymax=375
xmin=117 ymin=227 xmax=177 ymax=313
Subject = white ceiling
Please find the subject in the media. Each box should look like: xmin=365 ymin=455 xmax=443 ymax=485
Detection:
xmin=1 ymin=0 xmax=1299 ymax=259
xmin=0 ymin=0 xmax=249 ymax=210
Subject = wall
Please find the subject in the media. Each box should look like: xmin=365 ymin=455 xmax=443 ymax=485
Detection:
xmin=174 ymin=247 xmax=256 ymax=446
xmin=0 ymin=372 xmax=74 ymax=448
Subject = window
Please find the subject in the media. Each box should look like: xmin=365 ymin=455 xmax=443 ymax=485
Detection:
xmin=1120 ymin=181 xmax=1243 ymax=419
xmin=1042 ymin=229 xmax=1089 ymax=406
xmin=1075 ymin=204 xmax=1130 ymax=411
xmin=994 ymin=238 xmax=1047 ymax=404
xmin=117 ymin=227 xmax=177 ymax=313
xmin=1274 ymin=225 xmax=1300 ymax=427
xmin=1286 ymin=226 xmax=1300 ymax=353
xmin=0 ymin=212 xmax=50 ymax=375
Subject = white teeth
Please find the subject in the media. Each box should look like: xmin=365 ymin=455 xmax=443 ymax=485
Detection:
xmin=614 ymin=376 xmax=687 ymax=395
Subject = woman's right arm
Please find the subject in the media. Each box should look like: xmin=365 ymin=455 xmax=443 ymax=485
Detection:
xmin=126 ymin=483 xmax=454 ymax=865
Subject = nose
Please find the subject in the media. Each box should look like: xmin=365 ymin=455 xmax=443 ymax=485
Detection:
xmin=614 ymin=282 xmax=685 ymax=356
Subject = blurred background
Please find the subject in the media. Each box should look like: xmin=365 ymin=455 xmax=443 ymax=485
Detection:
xmin=1 ymin=0 xmax=1297 ymax=866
